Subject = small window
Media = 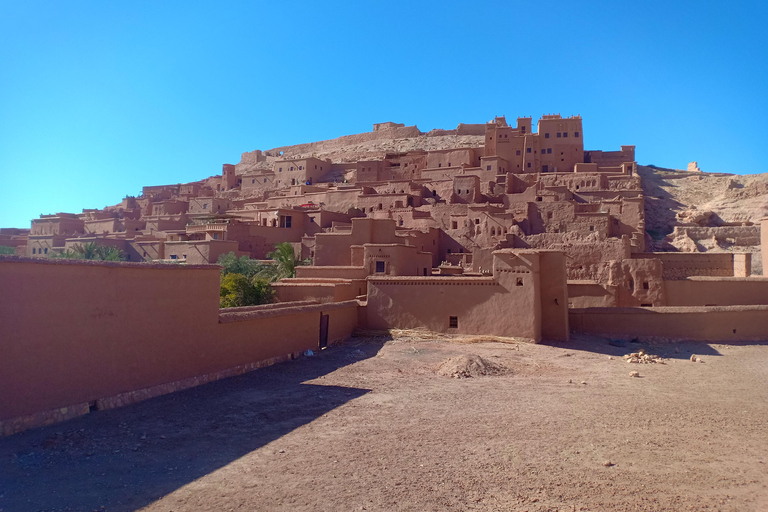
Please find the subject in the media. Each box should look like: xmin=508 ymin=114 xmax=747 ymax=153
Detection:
xmin=32 ymin=248 xmax=36 ymax=254
xmin=213 ymin=233 xmax=218 ymax=239
xmin=486 ymin=165 xmax=492 ymax=170
xmin=170 ymin=254 xmax=177 ymax=260
xmin=452 ymin=221 xmax=458 ymax=229
xmin=448 ymin=162 xmax=451 ymax=167
xmin=516 ymin=150 xmax=521 ymax=156
xmin=449 ymin=316 xmax=458 ymax=328
xmin=475 ymin=219 xmax=480 ymax=225
xmin=589 ymin=226 xmax=594 ymax=231
xmin=575 ymin=131 xmax=580 ymax=137
xmin=547 ymin=148 xmax=552 ymax=154
xmin=264 ymin=178 xmax=267 ymax=183
xmin=547 ymin=211 xmax=553 ymax=219
xmin=536 ymin=196 xmax=542 ymax=202
xmin=375 ymin=261 xmax=385 ymax=273
xmin=279 ymin=167 xmax=282 ymax=172
xmin=516 ymin=277 xmax=523 ymax=286
xmin=563 ymin=132 xmax=568 ymax=138
xmin=252 ymin=179 xmax=255 ymax=184
xmin=641 ymin=303 xmax=652 ymax=307
xmin=557 ymin=133 xmax=561 ymax=138
xmin=438 ymin=163 xmax=442 ymax=167
xmin=545 ymin=133 xmax=550 ymax=138
xmin=527 ymin=162 xmax=532 ymax=168
xmin=643 ymin=282 xmax=650 ymax=290
xmin=542 ymin=165 xmax=549 ymax=172
xmin=526 ymin=147 xmax=531 ymax=153
xmin=203 ymin=204 xmax=207 ymax=209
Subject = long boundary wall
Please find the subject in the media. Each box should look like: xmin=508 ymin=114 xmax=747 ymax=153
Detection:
xmin=569 ymin=305 xmax=768 ymax=341
xmin=0 ymin=257 xmax=360 ymax=435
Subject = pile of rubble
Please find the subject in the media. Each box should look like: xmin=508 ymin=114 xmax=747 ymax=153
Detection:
xmin=624 ymin=349 xmax=665 ymax=364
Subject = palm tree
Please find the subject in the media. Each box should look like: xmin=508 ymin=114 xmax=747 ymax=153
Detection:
xmin=261 ymin=242 xmax=308 ymax=281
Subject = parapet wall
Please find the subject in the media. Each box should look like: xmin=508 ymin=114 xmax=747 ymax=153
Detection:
xmin=570 ymin=305 xmax=768 ymax=341
xmin=634 ymin=252 xmax=737 ymax=280
xmin=0 ymin=257 xmax=360 ymax=435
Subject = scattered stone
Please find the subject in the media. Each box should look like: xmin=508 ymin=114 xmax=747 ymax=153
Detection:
xmin=608 ymin=356 xmax=614 ymax=360
xmin=581 ymin=381 xmax=587 ymax=385
xmin=624 ymin=352 xmax=664 ymax=364
xmin=629 ymin=371 xmax=640 ymax=378
xmin=603 ymin=460 xmax=614 ymax=467
xmin=434 ymin=354 xmax=507 ymax=378
xmin=690 ymin=354 xmax=697 ymax=362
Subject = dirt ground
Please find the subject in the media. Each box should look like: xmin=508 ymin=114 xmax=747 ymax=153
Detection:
xmin=1 ymin=333 xmax=767 ymax=512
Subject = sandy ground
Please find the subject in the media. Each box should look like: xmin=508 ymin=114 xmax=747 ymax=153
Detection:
xmin=1 ymin=334 xmax=767 ymax=512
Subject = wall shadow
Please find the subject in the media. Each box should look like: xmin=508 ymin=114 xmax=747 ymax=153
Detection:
xmin=544 ymin=333 xmax=768 ymax=361
xmin=0 ymin=336 xmax=387 ymax=512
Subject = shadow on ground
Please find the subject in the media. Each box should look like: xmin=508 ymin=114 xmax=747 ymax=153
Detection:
xmin=545 ymin=333 xmax=768 ymax=361
xmin=0 ymin=336 xmax=388 ymax=512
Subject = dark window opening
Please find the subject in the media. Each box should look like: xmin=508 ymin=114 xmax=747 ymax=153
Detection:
xmin=536 ymin=196 xmax=542 ymax=202
xmin=516 ymin=150 xmax=521 ymax=156
xmin=641 ymin=303 xmax=652 ymax=307
xmin=375 ymin=261 xmax=385 ymax=273
xmin=575 ymin=131 xmax=580 ymax=137
xmin=557 ymin=133 xmax=561 ymax=138
xmin=545 ymin=133 xmax=550 ymax=138
xmin=516 ymin=277 xmax=523 ymax=286
xmin=526 ymin=147 xmax=531 ymax=153
xmin=487 ymin=165 xmax=492 ymax=170
xmin=449 ymin=316 xmax=458 ymax=328
xmin=563 ymin=132 xmax=568 ymax=137
xmin=643 ymin=282 xmax=650 ymax=290
xmin=542 ymin=165 xmax=549 ymax=172
xmin=452 ymin=221 xmax=458 ymax=229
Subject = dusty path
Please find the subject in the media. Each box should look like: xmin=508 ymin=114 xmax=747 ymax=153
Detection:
xmin=1 ymin=334 xmax=767 ymax=511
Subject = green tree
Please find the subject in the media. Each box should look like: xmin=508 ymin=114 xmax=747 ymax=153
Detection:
xmin=220 ymin=273 xmax=273 ymax=308
xmin=259 ymin=242 xmax=308 ymax=281
xmin=0 ymin=246 xmax=16 ymax=255
xmin=217 ymin=252 xmax=263 ymax=278
xmin=49 ymin=241 xmax=126 ymax=261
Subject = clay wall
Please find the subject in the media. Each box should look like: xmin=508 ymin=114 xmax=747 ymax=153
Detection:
xmin=426 ymin=148 xmax=480 ymax=169
xmin=144 ymin=215 xmax=188 ymax=233
xmin=0 ymin=257 xmax=361 ymax=432
xmin=151 ymin=200 xmax=188 ymax=216
xmin=363 ymin=244 xmax=432 ymax=277
xmin=189 ymin=198 xmax=231 ymax=215
xmin=664 ymin=277 xmax=768 ymax=306
xmin=30 ymin=215 xmax=84 ymax=236
xmin=452 ymin=175 xmax=481 ymax=204
xmin=569 ymin=305 xmax=768 ymax=342
xmin=762 ymin=219 xmax=768 ymax=264
xmin=567 ymin=281 xmax=616 ymax=308
xmin=584 ymin=146 xmax=636 ymax=167
xmin=313 ymin=218 xmax=399 ymax=266
xmin=164 ymin=240 xmax=242 ymax=263
xmin=26 ymin=235 xmax=67 ymax=257
xmin=634 ymin=252 xmax=737 ymax=280
xmin=366 ymin=249 xmax=563 ymax=341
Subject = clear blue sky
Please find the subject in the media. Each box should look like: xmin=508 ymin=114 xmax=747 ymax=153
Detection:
xmin=1 ymin=1 xmax=766 ymax=228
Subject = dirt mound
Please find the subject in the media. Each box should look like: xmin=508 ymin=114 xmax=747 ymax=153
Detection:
xmin=434 ymin=354 xmax=507 ymax=378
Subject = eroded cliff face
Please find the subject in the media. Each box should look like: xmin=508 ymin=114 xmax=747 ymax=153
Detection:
xmin=640 ymin=165 xmax=768 ymax=273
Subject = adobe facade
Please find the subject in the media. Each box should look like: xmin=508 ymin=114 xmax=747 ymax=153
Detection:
xmin=3 ymin=115 xmax=768 ymax=435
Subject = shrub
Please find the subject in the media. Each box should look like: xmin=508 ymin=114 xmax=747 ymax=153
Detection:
xmin=220 ymin=273 xmax=273 ymax=308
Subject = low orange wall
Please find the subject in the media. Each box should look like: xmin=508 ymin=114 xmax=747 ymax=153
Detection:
xmin=569 ymin=305 xmax=768 ymax=341
xmin=664 ymin=277 xmax=768 ymax=306
xmin=0 ymin=257 xmax=360 ymax=430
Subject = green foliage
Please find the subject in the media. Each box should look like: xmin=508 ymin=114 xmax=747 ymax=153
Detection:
xmin=259 ymin=242 xmax=309 ymax=281
xmin=217 ymin=252 xmax=263 ymax=278
xmin=0 ymin=246 xmax=16 ymax=255
xmin=220 ymin=273 xmax=274 ymax=308
xmin=49 ymin=241 xmax=126 ymax=261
